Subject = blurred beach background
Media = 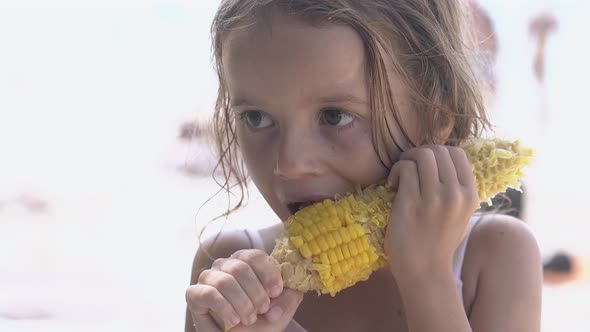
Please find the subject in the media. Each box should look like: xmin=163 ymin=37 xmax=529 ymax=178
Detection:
xmin=0 ymin=0 xmax=588 ymax=331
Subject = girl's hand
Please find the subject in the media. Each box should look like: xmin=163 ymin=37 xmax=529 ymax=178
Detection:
xmin=186 ymin=249 xmax=304 ymax=332
xmin=384 ymin=145 xmax=480 ymax=280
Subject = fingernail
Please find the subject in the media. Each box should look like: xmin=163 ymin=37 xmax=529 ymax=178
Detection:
xmin=230 ymin=313 xmax=240 ymax=326
xmin=269 ymin=285 xmax=282 ymax=298
xmin=259 ymin=300 xmax=270 ymax=314
xmin=266 ymin=305 xmax=283 ymax=321
xmin=248 ymin=313 xmax=257 ymax=325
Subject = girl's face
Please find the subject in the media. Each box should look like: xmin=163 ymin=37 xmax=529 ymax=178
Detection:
xmin=223 ymin=13 xmax=418 ymax=222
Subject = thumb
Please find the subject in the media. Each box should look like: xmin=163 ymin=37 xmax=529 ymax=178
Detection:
xmin=230 ymin=289 xmax=304 ymax=332
xmin=264 ymin=288 xmax=304 ymax=323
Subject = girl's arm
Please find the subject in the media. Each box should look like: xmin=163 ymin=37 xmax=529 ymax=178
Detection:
xmin=466 ymin=215 xmax=542 ymax=331
xmin=385 ymin=145 xmax=542 ymax=332
xmin=398 ymin=215 xmax=542 ymax=332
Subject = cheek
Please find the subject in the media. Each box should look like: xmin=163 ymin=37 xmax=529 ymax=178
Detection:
xmin=236 ymin=127 xmax=273 ymax=177
xmin=329 ymin=128 xmax=389 ymax=184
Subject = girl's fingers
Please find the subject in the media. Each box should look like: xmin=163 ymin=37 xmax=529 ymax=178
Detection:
xmin=423 ymin=145 xmax=458 ymax=184
xmin=198 ymin=269 xmax=258 ymax=325
xmin=448 ymin=147 xmax=479 ymax=208
xmin=186 ymin=284 xmax=238 ymax=331
xmin=264 ymin=289 xmax=304 ymax=323
xmin=387 ymin=160 xmax=420 ymax=199
xmin=229 ymin=289 xmax=304 ymax=332
xmin=398 ymin=148 xmax=438 ymax=193
xmin=231 ymin=249 xmax=283 ymax=298
xmin=447 ymin=147 xmax=475 ymax=187
xmin=193 ymin=312 xmax=222 ymax=332
xmin=213 ymin=258 xmax=271 ymax=314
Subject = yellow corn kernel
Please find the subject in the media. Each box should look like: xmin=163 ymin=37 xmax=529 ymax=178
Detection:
xmin=360 ymin=252 xmax=370 ymax=265
xmin=344 ymin=213 xmax=354 ymax=225
xmin=334 ymin=247 xmax=345 ymax=261
xmin=341 ymin=261 xmax=350 ymax=274
xmin=340 ymin=228 xmax=351 ymax=242
xmin=301 ymin=229 xmax=314 ymax=241
xmin=348 ymin=226 xmax=359 ymax=240
xmin=354 ymin=255 xmax=363 ymax=266
xmin=326 ymin=233 xmax=337 ymax=249
xmin=300 ymin=244 xmax=312 ymax=258
xmin=336 ymin=208 xmax=345 ymax=221
xmin=317 ymin=236 xmax=329 ymax=251
xmin=333 ymin=231 xmax=343 ymax=245
xmin=351 ymin=223 xmax=365 ymax=237
xmin=341 ymin=245 xmax=351 ymax=259
xmin=358 ymin=237 xmax=369 ymax=251
xmin=328 ymin=205 xmax=337 ymax=217
xmin=348 ymin=241 xmax=359 ymax=256
xmin=328 ymin=249 xmax=338 ymax=264
xmin=288 ymin=222 xmax=303 ymax=235
xmin=309 ymin=224 xmax=320 ymax=237
xmin=320 ymin=252 xmax=330 ymax=265
xmin=290 ymin=236 xmax=304 ymax=248
xmin=301 ymin=217 xmax=313 ymax=227
xmin=329 ymin=216 xmax=339 ymax=228
xmin=309 ymin=240 xmax=321 ymax=255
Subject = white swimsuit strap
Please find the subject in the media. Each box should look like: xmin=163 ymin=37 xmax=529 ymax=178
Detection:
xmin=245 ymin=227 xmax=269 ymax=251
xmin=452 ymin=215 xmax=483 ymax=293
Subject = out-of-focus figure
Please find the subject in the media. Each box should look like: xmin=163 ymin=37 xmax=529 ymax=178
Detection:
xmin=470 ymin=0 xmax=499 ymax=96
xmin=175 ymin=120 xmax=218 ymax=177
xmin=0 ymin=193 xmax=48 ymax=214
xmin=529 ymin=12 xmax=558 ymax=83
xmin=529 ymin=11 xmax=558 ymax=126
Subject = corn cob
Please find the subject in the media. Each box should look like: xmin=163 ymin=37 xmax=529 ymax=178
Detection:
xmin=270 ymin=137 xmax=533 ymax=296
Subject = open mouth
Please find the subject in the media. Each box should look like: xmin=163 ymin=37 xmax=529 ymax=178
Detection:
xmin=287 ymin=201 xmax=318 ymax=215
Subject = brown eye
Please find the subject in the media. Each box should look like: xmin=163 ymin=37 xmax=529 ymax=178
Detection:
xmin=320 ymin=109 xmax=354 ymax=127
xmin=240 ymin=111 xmax=273 ymax=129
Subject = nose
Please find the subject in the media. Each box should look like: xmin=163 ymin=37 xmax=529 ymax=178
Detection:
xmin=273 ymin=130 xmax=322 ymax=180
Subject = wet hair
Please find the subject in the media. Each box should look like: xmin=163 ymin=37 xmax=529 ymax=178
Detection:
xmin=207 ymin=0 xmax=491 ymax=218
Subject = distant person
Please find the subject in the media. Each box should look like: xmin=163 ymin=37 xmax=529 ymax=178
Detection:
xmin=175 ymin=120 xmax=217 ymax=177
xmin=470 ymin=0 xmax=499 ymax=95
xmin=529 ymin=11 xmax=558 ymax=125
xmin=529 ymin=12 xmax=559 ymax=83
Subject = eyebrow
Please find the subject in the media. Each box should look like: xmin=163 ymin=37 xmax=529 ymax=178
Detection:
xmin=317 ymin=93 xmax=368 ymax=105
xmin=230 ymin=98 xmax=257 ymax=108
xmin=230 ymin=93 xmax=368 ymax=108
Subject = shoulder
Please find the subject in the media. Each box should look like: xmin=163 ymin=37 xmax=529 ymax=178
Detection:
xmin=190 ymin=229 xmax=253 ymax=280
xmin=469 ymin=214 xmax=541 ymax=266
xmin=463 ymin=214 xmax=542 ymax=329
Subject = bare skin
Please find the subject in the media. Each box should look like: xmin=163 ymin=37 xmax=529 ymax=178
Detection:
xmin=186 ymin=13 xmax=542 ymax=332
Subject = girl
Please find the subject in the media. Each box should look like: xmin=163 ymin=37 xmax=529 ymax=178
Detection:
xmin=185 ymin=0 xmax=542 ymax=331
